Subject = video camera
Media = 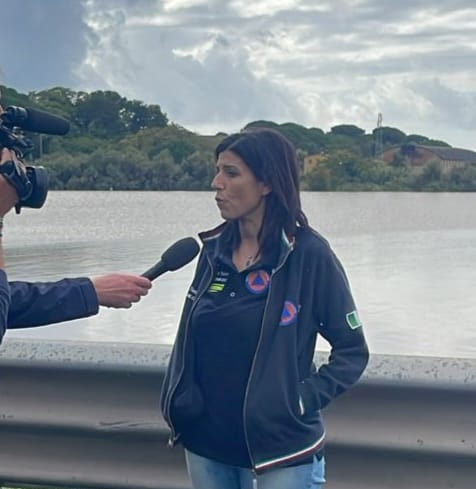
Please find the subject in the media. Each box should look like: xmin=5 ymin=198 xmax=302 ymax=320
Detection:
xmin=0 ymin=106 xmax=70 ymax=213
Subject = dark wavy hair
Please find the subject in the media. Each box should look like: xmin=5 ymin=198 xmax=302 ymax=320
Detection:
xmin=215 ymin=127 xmax=309 ymax=254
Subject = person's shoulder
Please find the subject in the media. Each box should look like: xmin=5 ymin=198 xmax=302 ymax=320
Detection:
xmin=295 ymin=228 xmax=349 ymax=282
xmin=295 ymin=226 xmax=333 ymax=257
xmin=199 ymin=221 xmax=228 ymax=244
xmin=0 ymin=269 xmax=8 ymax=289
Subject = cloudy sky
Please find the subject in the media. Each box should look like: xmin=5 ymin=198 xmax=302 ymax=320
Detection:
xmin=1 ymin=0 xmax=476 ymax=150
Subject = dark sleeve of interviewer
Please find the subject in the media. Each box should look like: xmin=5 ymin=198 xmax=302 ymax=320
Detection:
xmin=0 ymin=269 xmax=11 ymax=340
xmin=7 ymin=278 xmax=99 ymax=329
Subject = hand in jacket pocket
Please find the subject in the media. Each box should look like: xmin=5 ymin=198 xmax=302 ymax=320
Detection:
xmin=298 ymin=379 xmax=319 ymax=417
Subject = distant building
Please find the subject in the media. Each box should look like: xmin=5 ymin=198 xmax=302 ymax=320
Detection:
xmin=379 ymin=144 xmax=476 ymax=173
xmin=303 ymin=153 xmax=327 ymax=174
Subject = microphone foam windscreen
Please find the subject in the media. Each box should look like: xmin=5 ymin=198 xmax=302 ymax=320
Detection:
xmin=23 ymin=108 xmax=70 ymax=135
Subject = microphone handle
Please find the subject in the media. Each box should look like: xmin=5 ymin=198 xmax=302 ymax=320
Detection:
xmin=141 ymin=260 xmax=168 ymax=281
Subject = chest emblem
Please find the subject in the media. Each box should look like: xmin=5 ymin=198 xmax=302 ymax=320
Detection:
xmin=208 ymin=270 xmax=230 ymax=293
xmin=279 ymin=300 xmax=298 ymax=326
xmin=245 ymin=270 xmax=270 ymax=294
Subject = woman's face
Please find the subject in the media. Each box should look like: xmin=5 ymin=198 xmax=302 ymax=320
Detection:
xmin=212 ymin=150 xmax=270 ymax=222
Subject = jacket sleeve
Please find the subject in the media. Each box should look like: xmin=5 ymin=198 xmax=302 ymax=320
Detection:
xmin=299 ymin=247 xmax=369 ymax=413
xmin=7 ymin=277 xmax=99 ymax=329
xmin=0 ymin=270 xmax=11 ymax=343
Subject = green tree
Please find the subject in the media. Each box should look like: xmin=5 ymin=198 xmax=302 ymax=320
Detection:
xmin=4 ymin=83 xmax=472 ymax=192
xmin=122 ymin=100 xmax=168 ymax=132
xmin=330 ymin=124 xmax=365 ymax=138
xmin=29 ymin=87 xmax=76 ymax=120
xmin=0 ymin=85 xmax=33 ymax=107
xmin=305 ymin=164 xmax=333 ymax=190
xmin=443 ymin=163 xmax=476 ymax=191
xmin=40 ymin=152 xmax=83 ymax=189
xmin=405 ymin=134 xmax=430 ymax=145
xmin=374 ymin=126 xmax=406 ymax=146
xmin=412 ymin=160 xmax=442 ymax=191
xmin=177 ymin=151 xmax=215 ymax=190
xmin=73 ymin=90 xmax=126 ymax=137
xmin=147 ymin=149 xmax=181 ymax=190
xmin=244 ymin=120 xmax=279 ymax=130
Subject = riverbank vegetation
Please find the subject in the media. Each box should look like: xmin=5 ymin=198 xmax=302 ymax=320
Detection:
xmin=1 ymin=85 xmax=475 ymax=191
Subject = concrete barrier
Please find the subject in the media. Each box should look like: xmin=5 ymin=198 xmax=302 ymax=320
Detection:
xmin=0 ymin=339 xmax=475 ymax=489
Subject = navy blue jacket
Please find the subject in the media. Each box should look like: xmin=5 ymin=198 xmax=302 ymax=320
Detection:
xmin=0 ymin=269 xmax=99 ymax=343
xmin=160 ymin=222 xmax=369 ymax=473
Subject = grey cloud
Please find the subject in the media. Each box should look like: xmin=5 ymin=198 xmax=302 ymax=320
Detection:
xmin=1 ymin=0 xmax=475 ymax=148
xmin=73 ymin=0 xmax=307 ymax=133
xmin=267 ymin=44 xmax=476 ymax=80
xmin=0 ymin=0 xmax=92 ymax=91
xmin=80 ymin=26 xmax=304 ymax=132
xmin=410 ymin=78 xmax=476 ymax=128
xmin=79 ymin=0 xmax=476 ymax=145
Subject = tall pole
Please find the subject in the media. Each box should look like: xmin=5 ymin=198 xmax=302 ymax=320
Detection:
xmin=375 ymin=112 xmax=383 ymax=158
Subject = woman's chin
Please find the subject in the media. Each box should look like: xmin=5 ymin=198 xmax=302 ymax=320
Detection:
xmin=217 ymin=208 xmax=232 ymax=220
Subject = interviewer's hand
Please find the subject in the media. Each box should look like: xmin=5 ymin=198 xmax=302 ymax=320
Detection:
xmin=91 ymin=273 xmax=152 ymax=309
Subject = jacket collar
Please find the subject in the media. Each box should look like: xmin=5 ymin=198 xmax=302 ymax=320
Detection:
xmin=198 ymin=221 xmax=295 ymax=268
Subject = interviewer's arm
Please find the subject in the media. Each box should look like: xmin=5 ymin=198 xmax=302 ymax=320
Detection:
xmin=0 ymin=138 xmax=152 ymax=334
xmin=7 ymin=277 xmax=99 ymax=328
xmin=0 ymin=270 xmax=10 ymax=341
xmin=7 ymin=274 xmax=152 ymax=329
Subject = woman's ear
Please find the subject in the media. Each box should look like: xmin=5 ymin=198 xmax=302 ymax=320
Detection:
xmin=262 ymin=183 xmax=272 ymax=196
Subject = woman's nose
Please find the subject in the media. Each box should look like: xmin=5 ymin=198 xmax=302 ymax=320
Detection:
xmin=211 ymin=173 xmax=223 ymax=190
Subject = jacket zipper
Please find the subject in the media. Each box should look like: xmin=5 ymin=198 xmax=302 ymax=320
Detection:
xmin=165 ymin=254 xmax=215 ymax=446
xmin=243 ymin=244 xmax=292 ymax=471
xmin=253 ymin=432 xmax=326 ymax=472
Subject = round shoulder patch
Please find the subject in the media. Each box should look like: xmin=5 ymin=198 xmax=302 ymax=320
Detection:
xmin=245 ymin=269 xmax=271 ymax=294
xmin=279 ymin=300 xmax=298 ymax=326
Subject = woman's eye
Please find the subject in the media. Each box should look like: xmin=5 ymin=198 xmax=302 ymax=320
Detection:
xmin=225 ymin=168 xmax=239 ymax=177
xmin=216 ymin=166 xmax=239 ymax=177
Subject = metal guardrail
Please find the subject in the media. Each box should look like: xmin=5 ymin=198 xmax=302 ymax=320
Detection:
xmin=0 ymin=339 xmax=475 ymax=489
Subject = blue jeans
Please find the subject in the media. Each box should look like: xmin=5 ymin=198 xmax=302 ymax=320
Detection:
xmin=185 ymin=449 xmax=326 ymax=489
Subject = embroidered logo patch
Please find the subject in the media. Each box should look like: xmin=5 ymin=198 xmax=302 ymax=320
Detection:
xmin=207 ymin=270 xmax=229 ymax=293
xmin=208 ymin=283 xmax=225 ymax=293
xmin=245 ymin=270 xmax=270 ymax=294
xmin=279 ymin=300 xmax=298 ymax=326
xmin=346 ymin=310 xmax=362 ymax=329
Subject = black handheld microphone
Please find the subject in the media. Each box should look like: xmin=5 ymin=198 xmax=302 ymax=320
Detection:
xmin=2 ymin=106 xmax=70 ymax=135
xmin=141 ymin=237 xmax=200 ymax=281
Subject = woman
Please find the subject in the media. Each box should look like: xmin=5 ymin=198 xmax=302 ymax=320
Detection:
xmin=160 ymin=128 xmax=369 ymax=489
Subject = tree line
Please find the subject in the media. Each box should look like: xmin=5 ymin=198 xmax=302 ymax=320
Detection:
xmin=1 ymin=85 xmax=474 ymax=191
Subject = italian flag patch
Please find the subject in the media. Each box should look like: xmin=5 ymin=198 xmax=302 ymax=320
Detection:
xmin=346 ymin=310 xmax=362 ymax=329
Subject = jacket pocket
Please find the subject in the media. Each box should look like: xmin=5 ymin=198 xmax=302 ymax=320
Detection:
xmin=171 ymin=383 xmax=205 ymax=429
xmin=297 ymin=379 xmax=321 ymax=421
